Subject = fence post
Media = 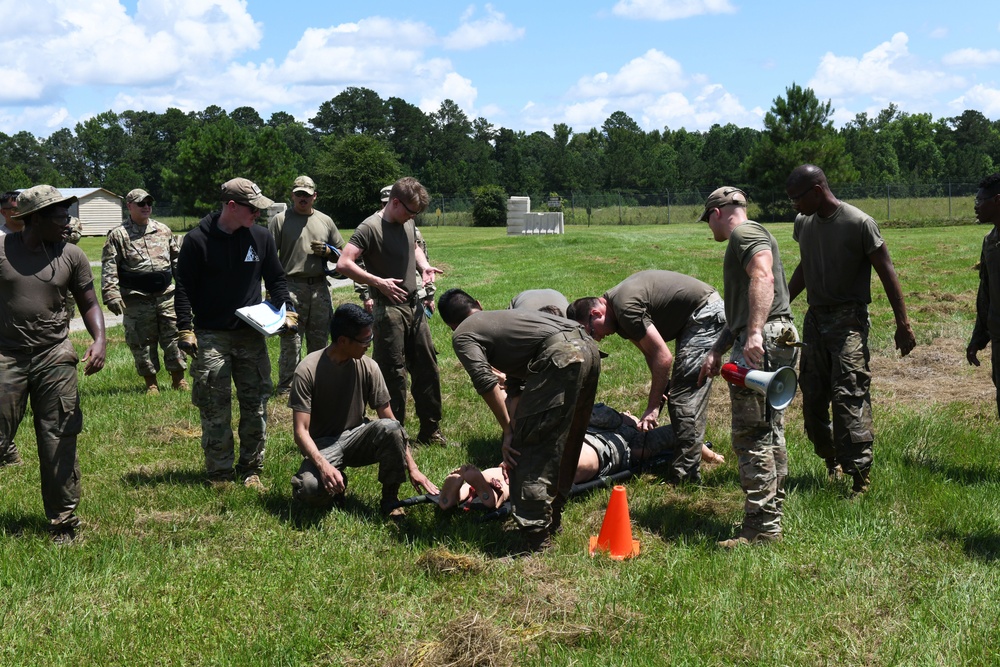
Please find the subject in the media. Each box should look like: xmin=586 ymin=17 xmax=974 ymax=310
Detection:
xmin=948 ymin=183 xmax=952 ymax=219
xmin=886 ymin=184 xmax=891 ymax=221
xmin=666 ymin=190 xmax=671 ymax=225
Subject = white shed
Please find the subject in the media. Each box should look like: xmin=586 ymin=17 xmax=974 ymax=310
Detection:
xmin=59 ymin=188 xmax=123 ymax=237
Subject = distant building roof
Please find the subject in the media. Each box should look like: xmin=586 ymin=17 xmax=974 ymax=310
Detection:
xmin=58 ymin=188 xmax=121 ymax=199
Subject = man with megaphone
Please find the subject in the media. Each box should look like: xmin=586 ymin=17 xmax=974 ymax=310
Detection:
xmin=698 ymin=187 xmax=800 ymax=549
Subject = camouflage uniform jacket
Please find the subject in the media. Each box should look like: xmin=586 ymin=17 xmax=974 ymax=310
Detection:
xmin=102 ymin=217 xmax=180 ymax=301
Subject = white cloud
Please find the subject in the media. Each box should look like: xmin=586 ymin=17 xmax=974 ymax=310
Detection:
xmin=442 ymin=4 xmax=525 ymax=50
xmin=929 ymin=27 xmax=948 ymax=39
xmin=809 ymin=32 xmax=963 ymax=101
xmin=953 ymin=85 xmax=1000 ymax=116
xmin=563 ymin=99 xmax=612 ymax=128
xmin=942 ymin=48 xmax=1000 ymax=67
xmin=612 ymin=0 xmax=737 ymax=21
xmin=1 ymin=0 xmax=262 ymax=105
xmin=642 ymin=83 xmax=758 ymax=130
xmin=571 ymin=49 xmax=686 ymax=98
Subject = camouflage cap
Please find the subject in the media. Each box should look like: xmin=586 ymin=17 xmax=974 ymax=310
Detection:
xmin=125 ymin=188 xmax=153 ymax=205
xmin=380 ymin=185 xmax=393 ymax=203
xmin=700 ymin=186 xmax=748 ymax=222
xmin=292 ymin=175 xmax=316 ymax=195
xmin=12 ymin=185 xmax=77 ymax=220
xmin=220 ymin=177 xmax=274 ymax=210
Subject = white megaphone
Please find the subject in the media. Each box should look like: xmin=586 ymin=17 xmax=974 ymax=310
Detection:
xmin=720 ymin=362 xmax=798 ymax=411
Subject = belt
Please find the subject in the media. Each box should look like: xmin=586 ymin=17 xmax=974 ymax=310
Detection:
xmin=288 ymin=276 xmax=325 ymax=285
xmin=808 ymin=302 xmax=864 ymax=314
xmin=767 ymin=313 xmax=794 ymax=323
xmin=542 ymin=327 xmax=588 ymax=348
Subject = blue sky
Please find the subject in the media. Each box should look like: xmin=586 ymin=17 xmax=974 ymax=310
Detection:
xmin=2 ymin=0 xmax=999 ymax=139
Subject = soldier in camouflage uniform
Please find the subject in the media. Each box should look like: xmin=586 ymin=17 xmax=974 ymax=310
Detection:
xmin=786 ymin=165 xmax=915 ymax=495
xmin=63 ymin=215 xmax=83 ymax=319
xmin=102 ymin=189 xmax=187 ymax=394
xmin=439 ymin=288 xmax=600 ymax=554
xmin=355 ymin=185 xmax=435 ymax=318
xmin=698 ymin=187 xmax=799 ymax=548
xmin=0 ymin=185 xmax=106 ymax=544
xmin=268 ymin=176 xmax=345 ymax=396
xmin=175 ymin=178 xmax=295 ymax=489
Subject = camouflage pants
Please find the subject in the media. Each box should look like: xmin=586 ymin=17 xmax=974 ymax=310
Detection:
xmin=799 ymin=304 xmax=874 ymax=479
xmin=277 ymin=279 xmax=332 ymax=393
xmin=123 ymin=292 xmax=186 ymax=377
xmin=0 ymin=339 xmax=82 ymax=529
xmin=666 ymin=295 xmax=727 ymax=483
xmin=372 ymin=296 xmax=441 ymax=434
xmin=290 ymin=419 xmax=408 ymax=505
xmin=729 ymin=319 xmax=799 ymax=536
xmin=190 ymin=329 xmax=272 ymax=479
xmin=508 ymin=330 xmax=600 ymax=533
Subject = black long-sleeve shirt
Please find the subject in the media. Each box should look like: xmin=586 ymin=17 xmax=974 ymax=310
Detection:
xmin=175 ymin=212 xmax=291 ymax=332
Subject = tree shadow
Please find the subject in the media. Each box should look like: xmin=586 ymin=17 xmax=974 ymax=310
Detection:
xmin=932 ymin=528 xmax=1000 ymax=563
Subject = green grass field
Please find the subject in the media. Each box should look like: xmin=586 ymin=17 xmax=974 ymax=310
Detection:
xmin=4 ymin=223 xmax=1000 ymax=666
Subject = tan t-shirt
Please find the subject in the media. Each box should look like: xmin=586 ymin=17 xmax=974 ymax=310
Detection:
xmin=347 ymin=212 xmax=418 ymax=294
xmin=0 ymin=234 xmax=93 ymax=351
xmin=289 ymin=350 xmax=391 ymax=439
xmin=268 ymin=208 xmax=345 ymax=279
xmin=723 ymin=221 xmax=791 ymax=335
xmin=604 ymin=270 xmax=717 ymax=343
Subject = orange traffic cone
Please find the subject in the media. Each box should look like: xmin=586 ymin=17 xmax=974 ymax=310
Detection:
xmin=589 ymin=485 xmax=640 ymax=560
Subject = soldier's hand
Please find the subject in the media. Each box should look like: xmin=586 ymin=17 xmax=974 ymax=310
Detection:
xmin=895 ymin=322 xmax=916 ymax=357
xmin=105 ymin=298 xmax=124 ymax=316
xmin=284 ymin=311 xmax=299 ymax=333
xmin=967 ymin=344 xmax=981 ymax=367
xmin=310 ymin=240 xmax=334 ymax=258
xmin=177 ymin=329 xmax=198 ymax=356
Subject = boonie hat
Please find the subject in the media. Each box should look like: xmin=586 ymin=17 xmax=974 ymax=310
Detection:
xmin=13 ymin=185 xmax=78 ymax=220
xmin=292 ymin=175 xmax=316 ymax=195
xmin=126 ymin=188 xmax=153 ymax=205
xmin=380 ymin=185 xmax=393 ymax=203
xmin=220 ymin=178 xmax=274 ymax=210
xmin=700 ymin=186 xmax=748 ymax=222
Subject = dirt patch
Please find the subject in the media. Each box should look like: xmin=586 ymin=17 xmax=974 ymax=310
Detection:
xmin=145 ymin=423 xmax=201 ymax=445
xmin=870 ymin=336 xmax=992 ymax=407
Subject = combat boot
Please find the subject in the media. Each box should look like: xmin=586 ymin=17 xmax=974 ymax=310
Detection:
xmin=171 ymin=370 xmax=189 ymax=390
xmin=143 ymin=375 xmax=159 ymax=395
xmin=718 ymin=525 xmax=782 ymax=549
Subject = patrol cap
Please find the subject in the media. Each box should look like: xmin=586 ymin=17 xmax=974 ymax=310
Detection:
xmin=126 ymin=188 xmax=153 ymax=205
xmin=700 ymin=186 xmax=748 ymax=222
xmin=292 ymin=175 xmax=316 ymax=195
xmin=380 ymin=185 xmax=393 ymax=203
xmin=220 ymin=177 xmax=274 ymax=210
xmin=12 ymin=185 xmax=77 ymax=220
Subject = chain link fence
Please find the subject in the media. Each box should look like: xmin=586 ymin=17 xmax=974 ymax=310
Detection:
xmin=421 ymin=183 xmax=982 ymax=228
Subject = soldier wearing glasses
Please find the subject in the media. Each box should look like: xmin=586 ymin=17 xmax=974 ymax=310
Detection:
xmin=101 ymin=188 xmax=187 ymax=395
xmin=288 ymin=303 xmax=438 ymax=515
xmin=335 ymin=177 xmax=448 ymax=447
xmin=0 ymin=185 xmax=107 ymax=544
xmin=1 ymin=191 xmax=22 ymax=235
xmin=174 ymin=178 xmax=295 ymax=490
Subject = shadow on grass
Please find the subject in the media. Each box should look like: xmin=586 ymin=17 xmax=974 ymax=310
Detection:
xmin=901 ymin=453 xmax=1000 ymax=485
xmin=933 ymin=528 xmax=1000 ymax=562
xmin=121 ymin=467 xmax=210 ymax=487
xmin=0 ymin=512 xmax=51 ymax=539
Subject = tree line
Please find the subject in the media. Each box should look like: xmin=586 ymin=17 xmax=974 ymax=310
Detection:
xmin=1 ymin=84 xmax=999 ymax=226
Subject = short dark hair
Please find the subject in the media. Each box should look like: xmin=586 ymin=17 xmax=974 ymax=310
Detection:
xmin=438 ymin=288 xmax=479 ymax=328
xmin=979 ymin=173 xmax=1000 ymax=197
xmin=566 ymin=297 xmax=600 ymax=324
xmin=330 ymin=302 xmax=373 ymax=341
xmin=1 ymin=191 xmax=19 ymax=206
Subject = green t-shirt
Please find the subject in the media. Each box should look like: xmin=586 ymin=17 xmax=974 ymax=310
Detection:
xmin=0 ymin=234 xmax=93 ymax=351
xmin=268 ymin=208 xmax=344 ymax=279
xmin=347 ymin=212 xmax=417 ymax=294
xmin=452 ymin=309 xmax=584 ymax=395
xmin=723 ymin=221 xmax=791 ymax=335
xmin=604 ymin=270 xmax=716 ymax=343
xmin=792 ymin=202 xmax=884 ymax=307
xmin=289 ymin=350 xmax=390 ymax=440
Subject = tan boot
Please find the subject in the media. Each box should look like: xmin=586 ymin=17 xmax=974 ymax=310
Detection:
xmin=144 ymin=375 xmax=159 ymax=395
xmin=171 ymin=370 xmax=190 ymax=390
